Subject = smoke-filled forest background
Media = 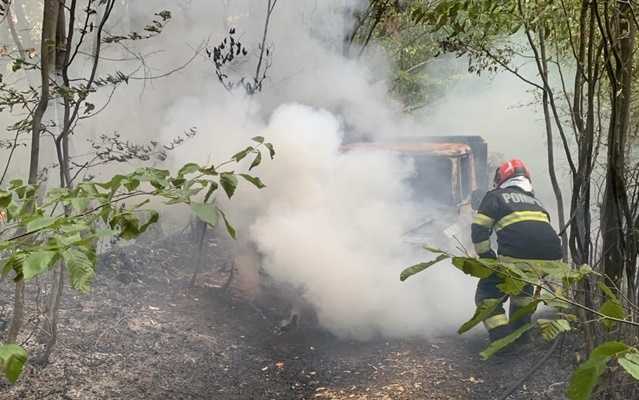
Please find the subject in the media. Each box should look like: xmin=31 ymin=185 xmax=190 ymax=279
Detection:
xmin=1 ymin=1 xmax=639 ymax=400
xmin=0 ymin=0 xmax=562 ymax=340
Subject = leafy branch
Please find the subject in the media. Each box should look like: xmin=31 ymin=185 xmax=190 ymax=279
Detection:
xmin=0 ymin=138 xmax=274 ymax=383
xmin=401 ymin=247 xmax=639 ymax=400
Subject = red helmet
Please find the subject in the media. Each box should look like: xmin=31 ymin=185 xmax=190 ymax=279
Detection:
xmin=493 ymin=159 xmax=531 ymax=187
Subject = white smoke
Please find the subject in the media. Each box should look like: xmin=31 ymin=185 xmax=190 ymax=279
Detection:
xmin=246 ymin=104 xmax=476 ymax=338
xmin=161 ymin=94 xmax=477 ymax=338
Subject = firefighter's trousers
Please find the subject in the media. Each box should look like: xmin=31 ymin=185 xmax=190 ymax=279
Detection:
xmin=475 ymin=272 xmax=535 ymax=342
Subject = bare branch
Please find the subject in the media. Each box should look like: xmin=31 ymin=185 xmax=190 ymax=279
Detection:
xmin=255 ymin=0 xmax=278 ymax=90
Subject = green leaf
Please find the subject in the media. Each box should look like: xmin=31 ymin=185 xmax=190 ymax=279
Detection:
xmin=77 ymin=182 xmax=101 ymax=197
xmin=239 ymin=174 xmax=266 ymax=189
xmin=111 ymin=213 xmax=142 ymax=240
xmin=597 ymin=281 xmax=619 ymax=301
xmin=8 ymin=179 xmax=23 ymax=189
xmin=400 ymin=254 xmax=449 ymax=281
xmin=599 ymin=299 xmax=625 ymax=330
xmin=577 ymin=264 xmax=597 ymax=279
xmin=232 ymin=146 xmax=254 ymax=162
xmin=178 ymin=163 xmax=200 ymax=177
xmin=137 ymin=210 xmax=159 ymax=234
xmin=510 ymin=299 xmax=541 ymax=324
xmin=497 ymin=276 xmax=526 ymax=296
xmin=249 ymin=152 xmax=262 ymax=171
xmin=202 ymin=181 xmax=219 ymax=201
xmin=25 ymin=216 xmax=57 ymax=232
xmin=567 ymin=341 xmax=629 ymax=400
xmin=56 ymin=233 xmax=83 ymax=247
xmin=0 ymin=344 xmax=27 ymax=383
xmin=251 ymin=136 xmax=265 ymax=143
xmin=451 ymin=257 xmax=493 ymax=279
xmin=423 ymin=245 xmax=449 ymax=254
xmin=1 ymin=254 xmax=25 ymax=278
xmin=539 ymin=291 xmax=573 ymax=309
xmin=62 ymin=247 xmax=96 ymax=293
xmin=134 ymin=168 xmax=170 ymax=189
xmin=220 ymin=173 xmax=238 ymax=199
xmin=123 ymin=178 xmax=140 ymax=192
xmin=509 ymin=22 xmax=522 ymax=35
xmin=480 ymin=323 xmax=533 ymax=359
xmin=618 ymin=352 xmax=639 ymax=381
xmin=217 ymin=208 xmax=236 ymax=239
xmin=264 ymin=143 xmax=275 ymax=159
xmin=199 ymin=165 xmax=217 ymax=176
xmin=558 ymin=312 xmax=579 ymax=322
xmin=537 ymin=319 xmax=571 ymax=341
xmin=517 ymin=259 xmax=572 ymax=279
xmin=458 ymin=298 xmax=504 ymax=334
xmin=70 ymin=197 xmax=90 ymax=212
xmin=96 ymin=175 xmax=123 ymax=191
xmin=95 ymin=228 xmax=118 ymax=238
xmin=11 ymin=59 xmax=23 ymax=72
xmin=23 ymin=251 xmax=57 ymax=281
xmin=191 ymin=202 xmax=219 ymax=227
xmin=597 ymin=281 xmax=625 ymax=329
xmin=0 ymin=191 xmax=12 ymax=208
xmin=170 ymin=177 xmax=186 ymax=188
xmin=59 ymin=221 xmax=90 ymax=235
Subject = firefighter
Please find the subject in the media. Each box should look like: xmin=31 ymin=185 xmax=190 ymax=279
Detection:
xmin=471 ymin=159 xmax=562 ymax=343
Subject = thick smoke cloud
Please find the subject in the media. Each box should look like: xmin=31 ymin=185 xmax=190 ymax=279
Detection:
xmin=247 ymin=104 xmax=475 ymax=338
xmin=160 ymin=95 xmax=477 ymax=338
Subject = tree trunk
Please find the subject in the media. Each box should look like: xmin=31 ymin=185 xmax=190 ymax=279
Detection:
xmin=7 ymin=0 xmax=60 ymax=345
xmin=600 ymin=3 xmax=635 ymax=286
xmin=537 ymin=29 xmax=569 ymax=262
xmin=39 ymin=264 xmax=64 ymax=364
xmin=29 ymin=0 xmax=59 ymax=184
xmin=617 ymin=5 xmax=637 ymax=299
xmin=40 ymin=0 xmax=71 ymax=364
xmin=6 ymin=280 xmax=24 ymax=343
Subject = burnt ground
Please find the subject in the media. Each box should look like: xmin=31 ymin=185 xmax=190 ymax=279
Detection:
xmin=0 ymin=232 xmax=577 ymax=400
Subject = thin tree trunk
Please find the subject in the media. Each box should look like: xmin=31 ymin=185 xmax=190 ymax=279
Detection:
xmin=569 ymin=0 xmax=593 ymax=267
xmin=599 ymin=3 xmax=635 ymax=286
xmin=7 ymin=0 xmax=60 ymax=345
xmin=40 ymin=0 xmax=72 ymax=365
xmin=253 ymin=0 xmax=277 ymax=92
xmin=6 ymin=280 xmax=24 ymax=343
xmin=574 ymin=3 xmax=599 ymax=355
xmin=29 ymin=0 xmax=59 ymax=184
xmin=39 ymin=264 xmax=64 ymax=364
xmin=617 ymin=5 xmax=637 ymax=299
xmin=538 ymin=29 xmax=569 ymax=262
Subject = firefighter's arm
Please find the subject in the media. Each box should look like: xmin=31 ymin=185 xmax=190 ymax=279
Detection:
xmin=471 ymin=192 xmax=498 ymax=259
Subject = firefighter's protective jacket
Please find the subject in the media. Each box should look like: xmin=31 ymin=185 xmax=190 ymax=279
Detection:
xmin=471 ymin=186 xmax=562 ymax=260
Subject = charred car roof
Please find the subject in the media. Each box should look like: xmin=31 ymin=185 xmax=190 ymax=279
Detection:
xmin=340 ymin=142 xmax=472 ymax=157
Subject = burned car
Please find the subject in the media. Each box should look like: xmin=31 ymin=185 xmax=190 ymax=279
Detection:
xmin=234 ymin=135 xmax=489 ymax=332
xmin=341 ymin=136 xmax=489 ymax=251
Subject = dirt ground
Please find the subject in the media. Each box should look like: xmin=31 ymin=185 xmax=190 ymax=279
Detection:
xmin=0 ymin=232 xmax=576 ymax=400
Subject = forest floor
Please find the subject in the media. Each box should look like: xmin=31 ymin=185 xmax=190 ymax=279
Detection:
xmin=0 ymin=232 xmax=576 ymax=400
